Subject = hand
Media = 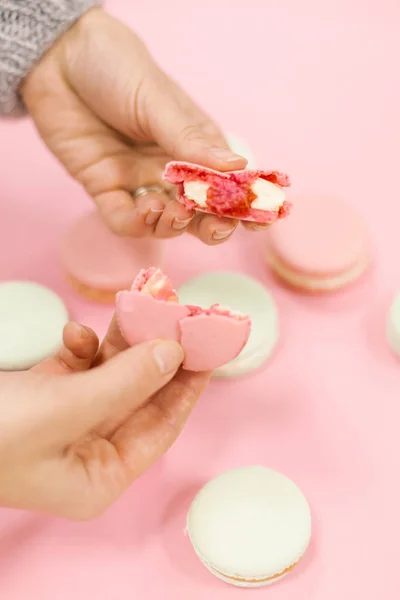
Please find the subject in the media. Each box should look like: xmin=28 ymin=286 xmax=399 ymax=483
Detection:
xmin=0 ymin=319 xmax=210 ymax=520
xmin=20 ymin=8 xmax=259 ymax=245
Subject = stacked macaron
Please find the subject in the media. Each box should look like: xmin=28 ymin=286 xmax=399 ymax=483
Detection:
xmin=264 ymin=196 xmax=371 ymax=293
xmin=62 ymin=211 xmax=163 ymax=303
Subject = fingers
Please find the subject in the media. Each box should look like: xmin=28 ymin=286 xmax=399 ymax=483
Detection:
xmin=32 ymin=322 xmax=99 ymax=374
xmin=152 ymin=199 xmax=195 ymax=238
xmin=145 ymin=74 xmax=247 ymax=171
xmin=93 ymin=313 xmax=130 ymax=366
xmin=241 ymin=221 xmax=271 ymax=232
xmin=79 ymin=148 xmax=173 ymax=237
xmin=93 ymin=189 xmax=169 ymax=237
xmin=53 ymin=369 xmax=211 ymax=520
xmin=54 ymin=340 xmax=184 ymax=442
xmin=188 ymin=214 xmax=238 ymax=245
xmin=111 ymin=369 xmax=212 ymax=479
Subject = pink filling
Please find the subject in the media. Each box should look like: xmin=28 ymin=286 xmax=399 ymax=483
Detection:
xmin=133 ymin=268 xmax=179 ymax=302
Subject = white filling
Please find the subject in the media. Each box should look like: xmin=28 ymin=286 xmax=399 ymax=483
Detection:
xmin=140 ymin=270 xmax=165 ymax=294
xmin=250 ymin=178 xmax=285 ymax=211
xmin=212 ymin=304 xmax=246 ymax=318
xmin=183 ymin=181 xmax=209 ymax=207
xmin=183 ymin=178 xmax=285 ymax=212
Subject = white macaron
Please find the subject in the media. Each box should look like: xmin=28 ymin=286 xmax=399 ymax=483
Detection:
xmin=387 ymin=292 xmax=400 ymax=357
xmin=186 ymin=466 xmax=311 ymax=587
xmin=178 ymin=271 xmax=279 ymax=378
xmin=0 ymin=281 xmax=69 ymax=370
xmin=226 ymin=133 xmax=257 ymax=169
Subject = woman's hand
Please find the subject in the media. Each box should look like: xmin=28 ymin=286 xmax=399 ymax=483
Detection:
xmin=0 ymin=319 xmax=210 ymax=520
xmin=21 ymin=8 xmax=251 ymax=244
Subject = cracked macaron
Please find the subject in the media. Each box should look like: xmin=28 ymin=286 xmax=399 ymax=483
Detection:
xmin=116 ymin=268 xmax=251 ymax=371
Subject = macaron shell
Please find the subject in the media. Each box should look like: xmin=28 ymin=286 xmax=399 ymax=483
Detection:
xmin=266 ymin=196 xmax=370 ymax=276
xmin=180 ymin=313 xmax=251 ymax=371
xmin=267 ymin=249 xmax=370 ymax=293
xmin=116 ymin=291 xmax=189 ymax=346
xmin=177 ymin=201 xmax=285 ymax=224
xmin=206 ymin=563 xmax=291 ymax=587
xmin=62 ymin=212 xmax=163 ymax=292
xmin=116 ymin=289 xmax=251 ymax=371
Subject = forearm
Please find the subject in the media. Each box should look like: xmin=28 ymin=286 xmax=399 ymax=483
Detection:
xmin=0 ymin=0 xmax=102 ymax=117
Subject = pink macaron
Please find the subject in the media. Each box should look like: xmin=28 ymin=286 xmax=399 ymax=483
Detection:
xmin=163 ymin=161 xmax=291 ymax=224
xmin=116 ymin=268 xmax=251 ymax=371
xmin=61 ymin=212 xmax=163 ymax=303
xmin=264 ymin=196 xmax=371 ymax=292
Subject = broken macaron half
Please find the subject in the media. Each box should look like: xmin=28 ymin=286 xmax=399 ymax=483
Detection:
xmin=116 ymin=267 xmax=251 ymax=371
xmin=163 ymin=161 xmax=291 ymax=224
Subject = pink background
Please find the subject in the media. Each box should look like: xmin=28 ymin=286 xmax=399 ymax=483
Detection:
xmin=1 ymin=0 xmax=400 ymax=597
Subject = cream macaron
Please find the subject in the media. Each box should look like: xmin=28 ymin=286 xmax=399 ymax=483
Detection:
xmin=0 ymin=281 xmax=69 ymax=370
xmin=264 ymin=196 xmax=371 ymax=292
xmin=387 ymin=292 xmax=400 ymax=357
xmin=186 ymin=466 xmax=311 ymax=587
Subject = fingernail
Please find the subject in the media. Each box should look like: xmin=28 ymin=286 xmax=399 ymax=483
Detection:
xmin=145 ymin=209 xmax=163 ymax=226
xmin=153 ymin=341 xmax=184 ymax=374
xmin=211 ymin=148 xmax=244 ymax=163
xmin=250 ymin=224 xmax=270 ymax=231
xmin=80 ymin=325 xmax=91 ymax=340
xmin=70 ymin=322 xmax=88 ymax=339
xmin=212 ymin=227 xmax=236 ymax=240
xmin=79 ymin=325 xmax=91 ymax=339
xmin=172 ymin=217 xmax=193 ymax=230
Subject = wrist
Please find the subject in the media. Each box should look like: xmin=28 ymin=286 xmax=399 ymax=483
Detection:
xmin=1 ymin=1 xmax=103 ymax=116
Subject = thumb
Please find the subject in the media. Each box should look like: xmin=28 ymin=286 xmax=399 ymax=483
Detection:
xmin=53 ymin=340 xmax=184 ymax=443
xmin=146 ymin=73 xmax=247 ymax=171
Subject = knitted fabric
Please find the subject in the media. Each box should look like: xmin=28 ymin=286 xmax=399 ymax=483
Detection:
xmin=0 ymin=0 xmax=102 ymax=116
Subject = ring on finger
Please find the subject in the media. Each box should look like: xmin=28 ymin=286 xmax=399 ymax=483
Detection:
xmin=132 ymin=184 xmax=165 ymax=198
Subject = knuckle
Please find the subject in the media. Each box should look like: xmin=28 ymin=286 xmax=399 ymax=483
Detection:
xmin=77 ymin=153 xmax=131 ymax=197
xmin=179 ymin=124 xmax=204 ymax=144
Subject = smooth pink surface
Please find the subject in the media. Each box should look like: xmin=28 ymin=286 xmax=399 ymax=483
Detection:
xmin=61 ymin=211 xmax=163 ymax=290
xmin=180 ymin=313 xmax=250 ymax=371
xmin=116 ymin=288 xmax=251 ymax=371
xmin=265 ymin=196 xmax=370 ymax=275
xmin=116 ymin=291 xmax=189 ymax=345
xmin=1 ymin=0 xmax=400 ymax=598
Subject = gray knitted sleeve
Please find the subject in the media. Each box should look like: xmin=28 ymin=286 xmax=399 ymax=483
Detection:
xmin=0 ymin=1 xmax=102 ymax=116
